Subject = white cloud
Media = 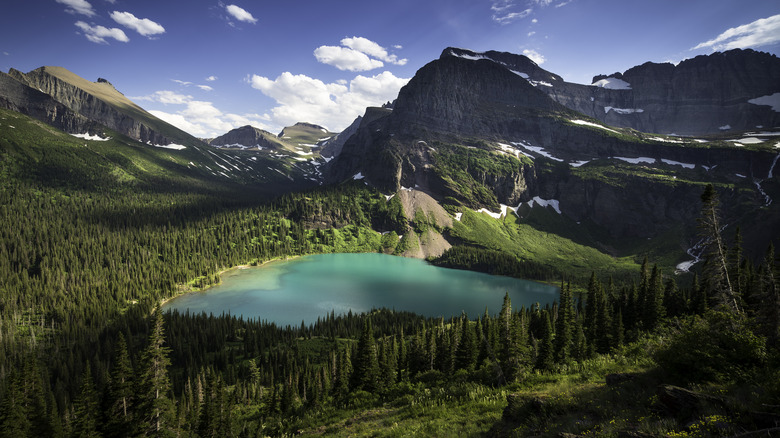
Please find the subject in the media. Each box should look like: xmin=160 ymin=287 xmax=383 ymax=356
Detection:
xmin=75 ymin=21 xmax=129 ymax=44
xmin=532 ymin=18 xmax=538 ymax=23
xmin=140 ymin=90 xmax=271 ymax=137
xmin=56 ymin=0 xmax=95 ymax=17
xmin=527 ymin=31 xmax=536 ymax=37
xmin=523 ymin=49 xmax=545 ymax=64
xmin=110 ymin=11 xmax=165 ymax=37
xmin=341 ymin=37 xmax=408 ymax=65
xmin=134 ymin=90 xmax=192 ymax=105
xmin=225 ymin=4 xmax=257 ymax=24
xmin=197 ymin=85 xmax=213 ymax=91
xmin=693 ymin=14 xmax=780 ymax=51
xmin=205 ymin=76 xmax=218 ymax=81
xmin=248 ymin=70 xmax=410 ymax=132
xmin=173 ymin=79 xmax=193 ymax=86
xmin=493 ymin=8 xmax=532 ymax=24
xmin=314 ymin=46 xmax=384 ymax=72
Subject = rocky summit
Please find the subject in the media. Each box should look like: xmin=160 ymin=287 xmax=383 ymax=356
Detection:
xmin=326 ymin=47 xmax=780 ymax=254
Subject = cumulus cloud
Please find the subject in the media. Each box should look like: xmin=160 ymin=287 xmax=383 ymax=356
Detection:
xmin=523 ymin=49 xmax=545 ymax=64
xmin=314 ymin=46 xmax=384 ymax=72
xmin=75 ymin=21 xmax=129 ymax=44
xmin=56 ymin=0 xmax=95 ymax=17
xmin=205 ymin=76 xmax=218 ymax=81
xmin=341 ymin=37 xmax=408 ymax=65
xmin=314 ymin=37 xmax=406 ymax=71
xmin=139 ymin=90 xmax=271 ymax=137
xmin=247 ymin=70 xmax=410 ymax=131
xmin=225 ymin=4 xmax=257 ymax=24
xmin=693 ymin=14 xmax=780 ymax=51
xmin=110 ymin=11 xmax=165 ymax=37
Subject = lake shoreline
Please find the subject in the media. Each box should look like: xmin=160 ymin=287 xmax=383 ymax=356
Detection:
xmin=157 ymin=254 xmax=305 ymax=310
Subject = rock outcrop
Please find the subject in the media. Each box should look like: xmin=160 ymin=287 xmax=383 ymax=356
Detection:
xmin=208 ymin=125 xmax=284 ymax=149
xmin=3 ymin=66 xmax=200 ymax=146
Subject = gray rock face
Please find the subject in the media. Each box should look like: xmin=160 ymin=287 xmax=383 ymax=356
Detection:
xmin=545 ymin=49 xmax=780 ymax=135
xmin=327 ymin=47 xmax=779 ymax=243
xmin=0 ymin=71 xmax=96 ymax=134
xmin=208 ymin=125 xmax=282 ymax=149
xmin=320 ymin=115 xmax=361 ymax=158
xmin=4 ymin=67 xmax=196 ymax=146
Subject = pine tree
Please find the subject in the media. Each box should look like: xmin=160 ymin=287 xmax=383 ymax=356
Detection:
xmin=534 ymin=316 xmax=554 ymax=371
xmin=698 ymin=184 xmax=739 ymax=311
xmin=105 ymin=333 xmax=134 ymax=438
xmin=71 ymin=364 xmax=101 ymax=438
xmin=455 ymin=313 xmax=477 ymax=372
xmin=350 ymin=318 xmax=379 ymax=392
xmin=642 ymin=265 xmax=664 ymax=331
xmin=554 ymin=281 xmax=573 ymax=363
xmin=137 ymin=309 xmax=176 ymax=437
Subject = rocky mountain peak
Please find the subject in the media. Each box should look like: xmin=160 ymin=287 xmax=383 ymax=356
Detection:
xmin=209 ymin=125 xmax=282 ymax=149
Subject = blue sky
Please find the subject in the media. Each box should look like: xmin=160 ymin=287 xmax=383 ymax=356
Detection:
xmin=1 ymin=0 xmax=779 ymax=137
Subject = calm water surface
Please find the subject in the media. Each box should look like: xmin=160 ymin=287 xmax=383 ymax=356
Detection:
xmin=163 ymin=253 xmax=558 ymax=326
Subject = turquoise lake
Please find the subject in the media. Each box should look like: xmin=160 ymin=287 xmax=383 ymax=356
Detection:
xmin=162 ymin=253 xmax=559 ymax=326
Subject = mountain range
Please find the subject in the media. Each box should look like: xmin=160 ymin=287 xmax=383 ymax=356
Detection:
xmin=1 ymin=47 xmax=779 ymax=269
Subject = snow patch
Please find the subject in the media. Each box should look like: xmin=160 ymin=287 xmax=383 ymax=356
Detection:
xmin=570 ymin=119 xmax=619 ymax=134
xmin=497 ymin=142 xmax=530 ymax=159
xmin=385 ymin=194 xmax=395 ymax=201
xmin=528 ymin=80 xmax=553 ymax=87
xmin=72 ymin=133 xmax=110 ymax=141
xmin=748 ymin=93 xmax=780 ymax=112
xmin=591 ymin=77 xmax=631 ymax=90
xmin=477 ymin=206 xmax=505 ymax=219
xmin=454 ymin=212 xmax=463 ymax=221
xmin=510 ymin=70 xmax=529 ymax=79
xmin=569 ymin=160 xmax=591 ymax=167
xmin=729 ymin=137 xmax=763 ymax=145
xmin=510 ymin=140 xmax=564 ymax=162
xmin=719 ymin=125 xmax=731 ymax=131
xmin=150 ymin=142 xmax=186 ymax=150
xmin=605 ymin=107 xmax=644 ymax=114
xmin=613 ymin=156 xmax=656 ymax=165
xmin=649 ymin=136 xmax=683 ymax=144
xmin=352 ymin=172 xmax=365 ymax=180
xmin=735 ymin=173 xmax=746 ymax=178
xmin=526 ymin=196 xmax=561 ymax=214
xmin=660 ymin=159 xmax=695 ymax=169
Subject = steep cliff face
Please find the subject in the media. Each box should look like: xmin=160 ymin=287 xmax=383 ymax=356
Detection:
xmin=0 ymin=71 xmax=97 ymax=134
xmin=327 ymin=47 xmax=779 ymax=243
xmin=6 ymin=66 xmax=200 ymax=146
xmin=544 ymin=49 xmax=780 ymax=135
xmin=209 ymin=125 xmax=285 ymax=149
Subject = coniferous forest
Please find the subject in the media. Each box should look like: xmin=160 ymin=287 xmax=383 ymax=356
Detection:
xmin=1 ymin=113 xmax=779 ymax=436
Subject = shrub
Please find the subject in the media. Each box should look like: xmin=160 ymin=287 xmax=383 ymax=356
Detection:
xmin=654 ymin=311 xmax=767 ymax=384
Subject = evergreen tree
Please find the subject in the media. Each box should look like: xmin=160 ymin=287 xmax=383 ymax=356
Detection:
xmin=350 ymin=318 xmax=379 ymax=392
xmin=534 ymin=316 xmax=554 ymax=371
xmin=554 ymin=281 xmax=573 ymax=362
xmin=105 ymin=333 xmax=134 ymax=438
xmin=698 ymin=184 xmax=739 ymax=311
xmin=455 ymin=313 xmax=477 ymax=372
xmin=71 ymin=364 xmax=101 ymax=438
xmin=136 ymin=309 xmax=176 ymax=437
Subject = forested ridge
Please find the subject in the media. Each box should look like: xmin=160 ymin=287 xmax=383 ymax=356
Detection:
xmin=1 ymin=110 xmax=779 ymax=436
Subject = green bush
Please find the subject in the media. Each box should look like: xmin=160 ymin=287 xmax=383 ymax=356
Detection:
xmin=654 ymin=311 xmax=767 ymax=384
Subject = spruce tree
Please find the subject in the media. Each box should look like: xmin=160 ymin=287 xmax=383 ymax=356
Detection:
xmin=455 ymin=313 xmax=477 ymax=372
xmin=137 ymin=309 xmax=176 ymax=437
xmin=534 ymin=316 xmax=554 ymax=371
xmin=71 ymin=364 xmax=101 ymax=438
xmin=698 ymin=184 xmax=739 ymax=311
xmin=351 ymin=318 xmax=379 ymax=392
xmin=554 ymin=281 xmax=573 ymax=363
xmin=105 ymin=333 xmax=134 ymax=438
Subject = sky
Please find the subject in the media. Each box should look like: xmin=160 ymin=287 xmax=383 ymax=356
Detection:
xmin=1 ymin=0 xmax=779 ymax=138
